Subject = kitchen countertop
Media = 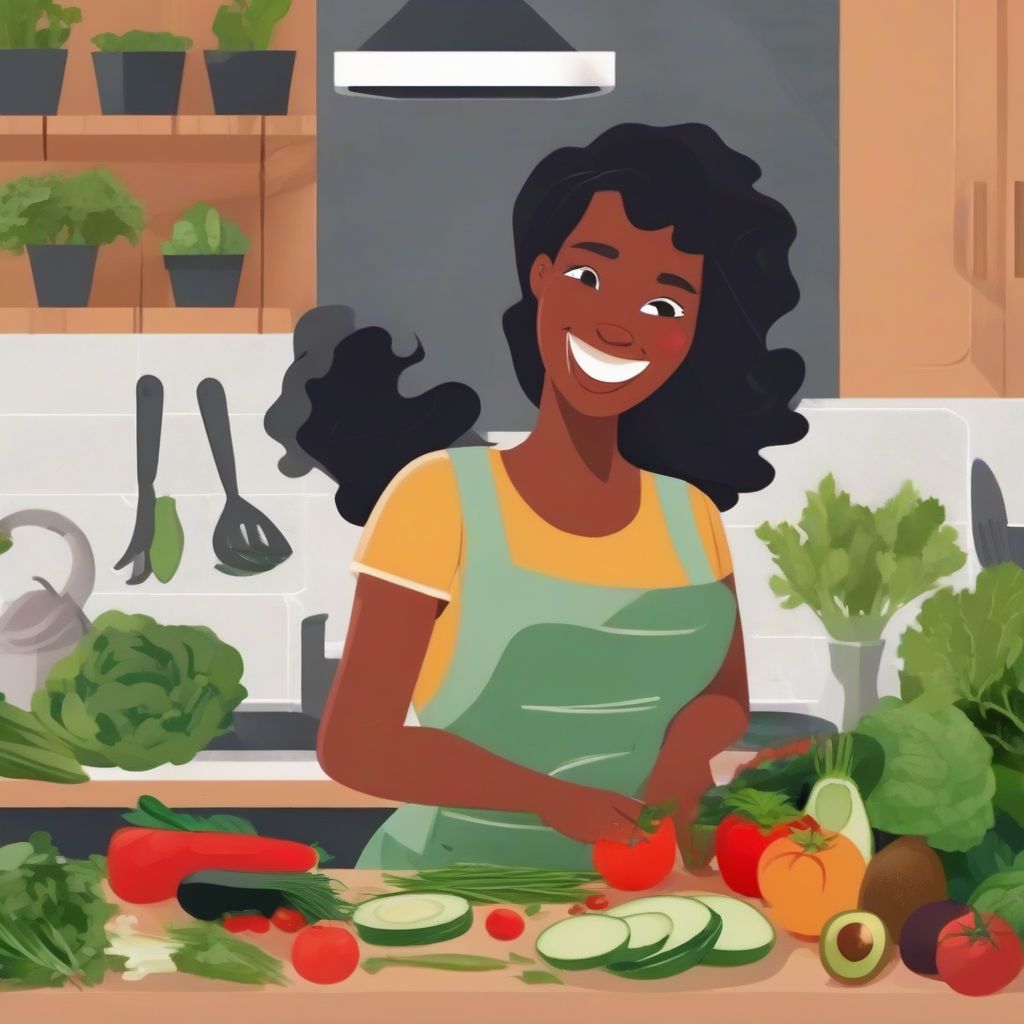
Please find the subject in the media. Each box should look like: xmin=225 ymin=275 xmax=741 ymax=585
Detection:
xmin=3 ymin=869 xmax=1020 ymax=1023
xmin=0 ymin=750 xmax=758 ymax=807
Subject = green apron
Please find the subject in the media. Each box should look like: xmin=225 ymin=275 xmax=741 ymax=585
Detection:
xmin=355 ymin=446 xmax=737 ymax=869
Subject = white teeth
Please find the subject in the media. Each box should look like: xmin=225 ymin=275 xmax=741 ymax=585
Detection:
xmin=567 ymin=332 xmax=649 ymax=384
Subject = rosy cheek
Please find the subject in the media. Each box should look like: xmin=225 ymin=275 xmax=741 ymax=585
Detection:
xmin=647 ymin=321 xmax=691 ymax=359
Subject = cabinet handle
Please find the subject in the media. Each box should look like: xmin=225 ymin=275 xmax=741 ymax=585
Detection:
xmin=973 ymin=182 xmax=988 ymax=280
xmin=1016 ymin=182 xmax=1024 ymax=278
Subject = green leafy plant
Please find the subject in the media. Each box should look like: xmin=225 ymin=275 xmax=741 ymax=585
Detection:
xmin=162 ymin=202 xmax=250 ymax=256
xmin=0 ymin=0 xmax=81 ymax=49
xmin=757 ymin=474 xmax=966 ymax=642
xmin=91 ymin=30 xmax=192 ymax=52
xmin=213 ymin=0 xmax=291 ymax=51
xmin=969 ymin=860 xmax=1024 ymax=941
xmin=0 ymin=169 xmax=144 ymax=251
xmin=32 ymin=610 xmax=246 ymax=771
xmin=899 ymin=562 xmax=1024 ymax=773
xmin=853 ymin=697 xmax=995 ymax=852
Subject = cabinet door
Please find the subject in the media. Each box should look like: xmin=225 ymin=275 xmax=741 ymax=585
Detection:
xmin=1005 ymin=0 xmax=1024 ymax=392
xmin=841 ymin=0 xmax=1004 ymax=396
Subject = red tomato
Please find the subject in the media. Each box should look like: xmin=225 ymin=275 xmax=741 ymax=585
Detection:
xmin=593 ymin=816 xmax=676 ymax=891
xmin=485 ymin=908 xmax=525 ymax=940
xmin=222 ymin=914 xmax=251 ymax=933
xmin=585 ymin=894 xmax=610 ymax=911
xmin=292 ymin=924 xmax=360 ymax=985
xmin=246 ymin=915 xmax=270 ymax=934
xmin=271 ymin=907 xmax=307 ymax=933
xmin=715 ymin=813 xmax=816 ymax=898
xmin=568 ymin=903 xmax=586 ymax=916
xmin=936 ymin=911 xmax=1023 ymax=997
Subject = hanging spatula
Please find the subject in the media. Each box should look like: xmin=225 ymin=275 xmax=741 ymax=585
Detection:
xmin=197 ymin=377 xmax=292 ymax=576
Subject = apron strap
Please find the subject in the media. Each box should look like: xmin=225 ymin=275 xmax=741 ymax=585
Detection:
xmin=652 ymin=475 xmax=715 ymax=586
xmin=446 ymin=445 xmax=511 ymax=565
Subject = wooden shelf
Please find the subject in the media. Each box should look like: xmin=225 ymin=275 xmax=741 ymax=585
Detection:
xmin=0 ymin=307 xmax=294 ymax=334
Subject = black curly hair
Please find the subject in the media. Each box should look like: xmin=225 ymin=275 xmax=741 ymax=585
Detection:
xmin=275 ymin=122 xmax=808 ymax=524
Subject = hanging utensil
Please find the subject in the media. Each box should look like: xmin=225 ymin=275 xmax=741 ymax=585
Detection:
xmin=197 ymin=377 xmax=292 ymax=576
xmin=115 ymin=375 xmax=165 ymax=585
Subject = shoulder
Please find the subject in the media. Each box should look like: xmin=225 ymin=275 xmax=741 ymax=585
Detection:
xmin=653 ymin=474 xmax=733 ymax=582
xmin=376 ymin=450 xmax=458 ymax=508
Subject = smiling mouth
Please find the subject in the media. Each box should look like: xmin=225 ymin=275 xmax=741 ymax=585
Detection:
xmin=566 ymin=332 xmax=649 ymax=386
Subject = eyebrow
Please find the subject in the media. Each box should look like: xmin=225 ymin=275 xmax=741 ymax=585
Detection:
xmin=571 ymin=241 xmax=619 ymax=259
xmin=657 ymin=272 xmax=697 ymax=294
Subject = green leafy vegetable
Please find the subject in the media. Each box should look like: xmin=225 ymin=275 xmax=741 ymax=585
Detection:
xmin=757 ymin=475 xmax=965 ymax=642
xmin=0 ymin=169 xmax=144 ymax=251
xmin=0 ymin=532 xmax=11 ymax=555
xmin=854 ymin=697 xmax=995 ymax=851
xmin=123 ymin=795 xmax=257 ymax=834
xmin=0 ymin=694 xmax=87 ymax=783
xmin=149 ymin=496 xmax=184 ymax=584
xmin=508 ymin=952 xmax=534 ymax=964
xmin=213 ymin=0 xmax=291 ymax=51
xmin=361 ymin=953 xmax=509 ymax=974
xmin=92 ymin=30 xmax=192 ymax=52
xmin=994 ymin=764 xmax=1024 ymax=826
xmin=162 ymin=202 xmax=250 ymax=257
xmin=940 ymin=815 xmax=1024 ymax=903
xmin=166 ymin=923 xmax=286 ymax=986
xmin=518 ymin=970 xmax=564 ymax=985
xmin=524 ymin=904 xmax=542 ymax=917
xmin=969 ymin=861 xmax=1024 ymax=941
xmin=32 ymin=610 xmax=246 ymax=771
xmin=0 ymin=0 xmax=81 ymax=49
xmin=0 ymin=833 xmax=115 ymax=989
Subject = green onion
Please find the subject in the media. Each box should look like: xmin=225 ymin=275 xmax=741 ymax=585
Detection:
xmin=383 ymin=863 xmax=600 ymax=906
xmin=361 ymin=954 xmax=509 ymax=974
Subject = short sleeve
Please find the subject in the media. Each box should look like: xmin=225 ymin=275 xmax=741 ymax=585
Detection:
xmin=690 ymin=487 xmax=734 ymax=580
xmin=351 ymin=451 xmax=462 ymax=600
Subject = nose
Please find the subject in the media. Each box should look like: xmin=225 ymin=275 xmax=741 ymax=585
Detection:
xmin=595 ymin=322 xmax=634 ymax=348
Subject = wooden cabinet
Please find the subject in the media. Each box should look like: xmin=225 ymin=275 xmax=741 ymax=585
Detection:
xmin=841 ymin=0 xmax=1015 ymax=395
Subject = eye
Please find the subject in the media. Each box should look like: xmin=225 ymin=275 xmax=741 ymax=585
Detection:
xmin=641 ymin=297 xmax=685 ymax=318
xmin=564 ymin=265 xmax=600 ymax=290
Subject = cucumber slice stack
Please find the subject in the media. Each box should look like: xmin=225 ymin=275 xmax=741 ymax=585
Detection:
xmin=352 ymin=892 xmax=473 ymax=946
xmin=536 ymin=914 xmax=631 ymax=971
xmin=681 ymin=892 xmax=776 ymax=967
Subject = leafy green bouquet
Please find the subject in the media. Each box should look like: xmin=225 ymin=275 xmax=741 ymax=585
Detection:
xmin=213 ymin=0 xmax=291 ymax=51
xmin=0 ymin=169 xmax=144 ymax=250
xmin=32 ymin=611 xmax=246 ymax=771
xmin=757 ymin=474 xmax=966 ymax=642
xmin=0 ymin=0 xmax=80 ymax=49
xmin=162 ymin=202 xmax=250 ymax=257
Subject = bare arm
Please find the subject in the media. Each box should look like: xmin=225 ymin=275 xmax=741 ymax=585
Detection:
xmin=317 ymin=573 xmax=642 ymax=841
xmin=642 ymin=575 xmax=750 ymax=847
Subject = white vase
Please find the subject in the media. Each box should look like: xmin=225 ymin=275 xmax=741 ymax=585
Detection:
xmin=825 ymin=639 xmax=885 ymax=731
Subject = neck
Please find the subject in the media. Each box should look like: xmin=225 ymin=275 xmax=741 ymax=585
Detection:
xmin=520 ymin=382 xmax=625 ymax=482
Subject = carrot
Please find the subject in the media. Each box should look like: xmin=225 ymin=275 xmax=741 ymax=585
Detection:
xmin=106 ymin=827 xmax=320 ymax=904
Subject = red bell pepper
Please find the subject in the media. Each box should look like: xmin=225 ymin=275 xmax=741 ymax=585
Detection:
xmin=106 ymin=827 xmax=320 ymax=904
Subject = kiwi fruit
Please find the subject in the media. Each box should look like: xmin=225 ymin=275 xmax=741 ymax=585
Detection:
xmin=857 ymin=836 xmax=947 ymax=942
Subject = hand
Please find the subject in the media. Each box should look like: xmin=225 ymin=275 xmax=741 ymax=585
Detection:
xmin=539 ymin=786 xmax=647 ymax=845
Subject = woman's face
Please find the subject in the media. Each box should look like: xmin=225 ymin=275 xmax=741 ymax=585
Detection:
xmin=530 ymin=190 xmax=704 ymax=417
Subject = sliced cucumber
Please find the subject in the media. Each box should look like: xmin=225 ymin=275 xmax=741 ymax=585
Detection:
xmin=681 ymin=893 xmax=776 ymax=966
xmin=352 ymin=892 xmax=472 ymax=947
xmin=536 ymin=914 xmax=631 ymax=971
xmin=607 ymin=912 xmax=673 ymax=967
xmin=605 ymin=896 xmax=722 ymax=980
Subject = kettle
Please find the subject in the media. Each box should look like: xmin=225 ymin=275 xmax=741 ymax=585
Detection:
xmin=0 ymin=510 xmax=94 ymax=709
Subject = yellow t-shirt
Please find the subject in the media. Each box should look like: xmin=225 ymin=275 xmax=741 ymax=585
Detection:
xmin=351 ymin=449 xmax=733 ymax=712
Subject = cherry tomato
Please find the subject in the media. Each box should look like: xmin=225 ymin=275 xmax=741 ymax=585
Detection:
xmin=936 ymin=911 xmax=1022 ymax=996
xmin=271 ymin=907 xmax=307 ymax=933
xmin=568 ymin=903 xmax=586 ymax=916
xmin=292 ymin=924 xmax=360 ymax=985
xmin=486 ymin=908 xmax=525 ymax=940
xmin=715 ymin=813 xmax=817 ymax=898
xmin=585 ymin=894 xmax=609 ymax=910
xmin=222 ymin=914 xmax=251 ymax=933
xmin=593 ymin=816 xmax=677 ymax=891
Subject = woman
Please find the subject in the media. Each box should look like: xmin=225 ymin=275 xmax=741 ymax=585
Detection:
xmin=294 ymin=122 xmax=808 ymax=869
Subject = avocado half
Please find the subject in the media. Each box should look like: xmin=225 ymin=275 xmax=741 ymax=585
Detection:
xmin=819 ymin=910 xmax=894 ymax=985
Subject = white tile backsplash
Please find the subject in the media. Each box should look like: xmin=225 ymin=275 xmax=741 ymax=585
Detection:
xmin=0 ymin=339 xmax=1020 ymax=714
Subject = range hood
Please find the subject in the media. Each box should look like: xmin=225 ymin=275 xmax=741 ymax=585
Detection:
xmin=334 ymin=0 xmax=615 ymax=100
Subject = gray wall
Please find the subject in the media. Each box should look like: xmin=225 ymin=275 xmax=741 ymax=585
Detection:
xmin=317 ymin=0 xmax=838 ymax=428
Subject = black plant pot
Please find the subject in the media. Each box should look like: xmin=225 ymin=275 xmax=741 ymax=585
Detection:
xmin=204 ymin=50 xmax=295 ymax=115
xmin=0 ymin=49 xmax=67 ymax=115
xmin=165 ymin=254 xmax=245 ymax=307
xmin=27 ymin=245 xmax=99 ymax=307
xmin=92 ymin=51 xmax=186 ymax=115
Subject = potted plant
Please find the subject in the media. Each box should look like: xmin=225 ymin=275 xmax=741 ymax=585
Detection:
xmin=757 ymin=474 xmax=966 ymax=730
xmin=0 ymin=168 xmax=144 ymax=307
xmin=0 ymin=0 xmax=80 ymax=114
xmin=205 ymin=0 xmax=294 ymax=115
xmin=91 ymin=30 xmax=192 ymax=115
xmin=162 ymin=202 xmax=250 ymax=307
